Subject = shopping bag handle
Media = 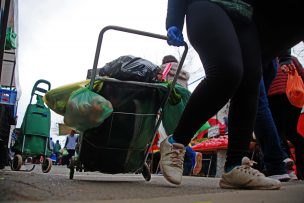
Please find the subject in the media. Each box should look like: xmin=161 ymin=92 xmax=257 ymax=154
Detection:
xmin=89 ymin=25 xmax=188 ymax=91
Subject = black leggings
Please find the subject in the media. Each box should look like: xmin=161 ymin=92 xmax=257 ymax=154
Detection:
xmin=172 ymin=1 xmax=262 ymax=168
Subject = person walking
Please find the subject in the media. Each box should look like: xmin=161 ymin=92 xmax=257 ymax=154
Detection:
xmin=160 ymin=0 xmax=304 ymax=189
xmin=161 ymin=0 xmax=276 ymax=189
xmin=64 ymin=130 xmax=78 ymax=166
xmin=254 ymin=74 xmax=291 ymax=182
xmin=53 ymin=140 xmax=62 ymax=165
xmin=268 ymin=52 xmax=304 ymax=180
xmin=49 ymin=137 xmax=55 ymax=152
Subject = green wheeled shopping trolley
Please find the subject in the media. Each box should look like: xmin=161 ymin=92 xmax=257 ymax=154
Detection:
xmin=69 ymin=25 xmax=188 ymax=181
xmin=11 ymin=79 xmax=53 ymax=172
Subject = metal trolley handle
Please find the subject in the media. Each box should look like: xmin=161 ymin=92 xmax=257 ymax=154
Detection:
xmin=89 ymin=25 xmax=188 ymax=93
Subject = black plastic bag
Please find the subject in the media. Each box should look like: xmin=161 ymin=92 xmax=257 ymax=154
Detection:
xmin=99 ymin=55 xmax=160 ymax=82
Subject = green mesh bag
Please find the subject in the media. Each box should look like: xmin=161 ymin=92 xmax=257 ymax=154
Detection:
xmin=64 ymin=87 xmax=113 ymax=132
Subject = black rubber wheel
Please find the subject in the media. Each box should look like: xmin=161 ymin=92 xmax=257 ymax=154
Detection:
xmin=11 ymin=154 xmax=22 ymax=171
xmin=41 ymin=158 xmax=52 ymax=173
xmin=142 ymin=163 xmax=151 ymax=181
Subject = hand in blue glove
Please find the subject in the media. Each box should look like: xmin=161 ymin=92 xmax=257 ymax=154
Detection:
xmin=167 ymin=26 xmax=184 ymax=47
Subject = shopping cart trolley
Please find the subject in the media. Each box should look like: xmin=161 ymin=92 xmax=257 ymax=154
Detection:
xmin=11 ymin=79 xmax=53 ymax=173
xmin=69 ymin=25 xmax=188 ymax=181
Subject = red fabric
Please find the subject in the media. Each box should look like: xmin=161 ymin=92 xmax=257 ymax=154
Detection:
xmin=191 ymin=135 xmax=228 ymax=151
xmin=268 ymin=56 xmax=304 ymax=97
xmin=196 ymin=129 xmax=208 ymax=140
xmin=208 ymin=118 xmax=226 ymax=134
xmin=149 ymin=132 xmax=160 ymax=152
xmin=268 ymin=67 xmax=288 ymax=96
xmin=298 ymin=113 xmax=304 ymax=138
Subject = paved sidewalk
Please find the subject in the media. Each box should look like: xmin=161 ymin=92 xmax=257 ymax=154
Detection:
xmin=1 ymin=165 xmax=304 ymax=203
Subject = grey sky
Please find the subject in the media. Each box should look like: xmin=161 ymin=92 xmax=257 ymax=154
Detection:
xmin=16 ymin=1 xmax=203 ymax=141
xmin=16 ymin=0 xmax=303 ymax=141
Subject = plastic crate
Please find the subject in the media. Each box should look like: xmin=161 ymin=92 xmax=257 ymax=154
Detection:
xmin=0 ymin=88 xmax=17 ymax=105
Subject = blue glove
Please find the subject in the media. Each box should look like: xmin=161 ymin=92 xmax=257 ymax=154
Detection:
xmin=167 ymin=26 xmax=184 ymax=47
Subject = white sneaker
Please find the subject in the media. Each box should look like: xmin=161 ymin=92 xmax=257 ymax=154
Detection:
xmin=283 ymin=158 xmax=295 ymax=170
xmin=288 ymin=170 xmax=298 ymax=181
xmin=220 ymin=157 xmax=281 ymax=190
xmin=268 ymin=174 xmax=291 ymax=182
xmin=160 ymin=135 xmax=185 ymax=185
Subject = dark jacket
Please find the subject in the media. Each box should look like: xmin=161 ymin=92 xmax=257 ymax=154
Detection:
xmin=53 ymin=142 xmax=61 ymax=153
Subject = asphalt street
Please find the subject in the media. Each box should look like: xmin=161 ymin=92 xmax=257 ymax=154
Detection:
xmin=1 ymin=165 xmax=304 ymax=203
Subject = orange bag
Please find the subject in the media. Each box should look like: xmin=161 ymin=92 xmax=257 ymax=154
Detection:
xmin=298 ymin=113 xmax=304 ymax=138
xmin=286 ymin=64 xmax=304 ymax=108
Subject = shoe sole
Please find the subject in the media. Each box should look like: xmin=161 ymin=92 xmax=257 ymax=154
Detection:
xmin=288 ymin=172 xmax=298 ymax=180
xmin=219 ymin=179 xmax=281 ymax=190
xmin=268 ymin=174 xmax=291 ymax=182
xmin=160 ymin=163 xmax=181 ymax=185
xmin=193 ymin=153 xmax=202 ymax=176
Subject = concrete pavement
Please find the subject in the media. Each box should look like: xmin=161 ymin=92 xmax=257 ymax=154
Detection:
xmin=1 ymin=165 xmax=304 ymax=203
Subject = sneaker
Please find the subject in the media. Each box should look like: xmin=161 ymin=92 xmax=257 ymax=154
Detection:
xmin=160 ymin=135 xmax=185 ymax=185
xmin=267 ymin=174 xmax=291 ymax=182
xmin=288 ymin=170 xmax=298 ymax=180
xmin=192 ymin=152 xmax=202 ymax=176
xmin=283 ymin=158 xmax=295 ymax=170
xmin=220 ymin=157 xmax=281 ymax=190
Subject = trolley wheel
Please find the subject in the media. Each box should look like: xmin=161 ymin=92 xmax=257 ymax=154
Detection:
xmin=142 ymin=163 xmax=151 ymax=181
xmin=69 ymin=159 xmax=75 ymax=180
xmin=11 ymin=154 xmax=22 ymax=171
xmin=41 ymin=158 xmax=52 ymax=173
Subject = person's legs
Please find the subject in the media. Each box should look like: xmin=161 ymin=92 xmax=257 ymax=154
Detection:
xmin=218 ymin=23 xmax=281 ymax=188
xmin=55 ymin=152 xmax=60 ymax=165
xmin=66 ymin=149 xmax=75 ymax=166
xmin=254 ymin=78 xmax=289 ymax=180
xmin=287 ymin=127 xmax=304 ymax=180
xmin=174 ymin=1 xmax=244 ymax=145
xmin=268 ymin=94 xmax=298 ymax=179
xmin=183 ymin=147 xmax=193 ymax=176
xmin=161 ymin=1 xmax=241 ymax=185
xmin=161 ymin=1 xmax=280 ymax=189
xmin=224 ymin=20 xmax=262 ymax=170
xmin=283 ymin=99 xmax=304 ymax=180
xmin=254 ymin=6 xmax=304 ymax=175
xmin=268 ymin=95 xmax=293 ymax=159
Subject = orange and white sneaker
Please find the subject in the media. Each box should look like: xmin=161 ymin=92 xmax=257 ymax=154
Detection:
xmin=192 ymin=152 xmax=202 ymax=176
xmin=160 ymin=135 xmax=185 ymax=185
xmin=220 ymin=157 xmax=281 ymax=190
